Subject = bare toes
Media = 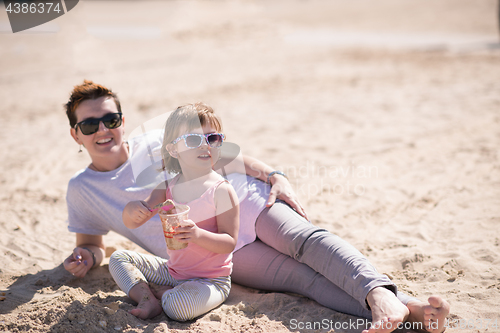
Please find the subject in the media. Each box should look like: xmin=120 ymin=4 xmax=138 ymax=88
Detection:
xmin=428 ymin=296 xmax=444 ymax=308
xmin=424 ymin=296 xmax=450 ymax=333
xmin=129 ymin=308 xmax=148 ymax=319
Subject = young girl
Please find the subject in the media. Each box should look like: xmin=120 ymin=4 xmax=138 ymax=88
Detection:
xmin=109 ymin=103 xmax=239 ymax=321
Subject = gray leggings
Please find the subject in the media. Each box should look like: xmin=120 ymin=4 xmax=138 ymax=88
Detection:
xmin=231 ymin=201 xmax=416 ymax=319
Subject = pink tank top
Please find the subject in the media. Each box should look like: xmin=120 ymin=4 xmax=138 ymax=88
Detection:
xmin=165 ymin=175 xmax=233 ymax=280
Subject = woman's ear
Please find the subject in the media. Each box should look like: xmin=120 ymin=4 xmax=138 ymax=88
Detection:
xmin=121 ymin=115 xmax=126 ymax=134
xmin=70 ymin=127 xmax=82 ymax=145
xmin=166 ymin=143 xmax=178 ymax=158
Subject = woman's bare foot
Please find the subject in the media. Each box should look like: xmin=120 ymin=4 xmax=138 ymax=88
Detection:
xmin=128 ymin=282 xmax=163 ymax=319
xmin=407 ymin=296 xmax=450 ymax=332
xmin=362 ymin=286 xmax=409 ymax=333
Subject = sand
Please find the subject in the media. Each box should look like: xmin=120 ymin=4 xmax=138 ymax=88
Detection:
xmin=1 ymin=0 xmax=499 ymax=332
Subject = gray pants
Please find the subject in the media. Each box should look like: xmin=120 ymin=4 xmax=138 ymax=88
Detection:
xmin=232 ymin=201 xmax=416 ymax=319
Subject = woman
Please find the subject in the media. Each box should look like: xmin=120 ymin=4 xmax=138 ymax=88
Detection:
xmin=63 ymin=80 xmax=449 ymax=333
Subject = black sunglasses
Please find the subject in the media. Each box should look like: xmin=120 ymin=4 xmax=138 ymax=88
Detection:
xmin=74 ymin=113 xmax=123 ymax=135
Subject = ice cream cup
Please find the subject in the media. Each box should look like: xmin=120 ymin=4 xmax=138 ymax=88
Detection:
xmin=158 ymin=204 xmax=190 ymax=250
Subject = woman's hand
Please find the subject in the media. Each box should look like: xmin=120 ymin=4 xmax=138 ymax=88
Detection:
xmin=63 ymin=247 xmax=93 ymax=278
xmin=266 ymin=174 xmax=309 ymax=220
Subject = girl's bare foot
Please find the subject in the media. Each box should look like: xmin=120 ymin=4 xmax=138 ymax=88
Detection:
xmin=407 ymin=296 xmax=450 ymax=332
xmin=128 ymin=282 xmax=163 ymax=319
xmin=362 ymin=286 xmax=409 ymax=333
xmin=149 ymin=282 xmax=174 ymax=300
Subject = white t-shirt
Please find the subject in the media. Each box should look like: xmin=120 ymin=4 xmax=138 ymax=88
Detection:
xmin=66 ymin=130 xmax=268 ymax=258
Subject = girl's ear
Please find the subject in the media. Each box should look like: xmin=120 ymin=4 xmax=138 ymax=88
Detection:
xmin=166 ymin=143 xmax=178 ymax=158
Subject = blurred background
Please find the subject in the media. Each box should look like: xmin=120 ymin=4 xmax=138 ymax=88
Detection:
xmin=1 ymin=0 xmax=498 ymax=194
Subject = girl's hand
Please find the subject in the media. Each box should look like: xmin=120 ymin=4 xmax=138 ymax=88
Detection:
xmin=266 ymin=174 xmax=309 ymax=220
xmin=123 ymin=200 xmax=154 ymax=228
xmin=173 ymin=219 xmax=200 ymax=243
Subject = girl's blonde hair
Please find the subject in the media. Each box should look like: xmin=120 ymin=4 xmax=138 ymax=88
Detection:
xmin=162 ymin=102 xmax=223 ymax=174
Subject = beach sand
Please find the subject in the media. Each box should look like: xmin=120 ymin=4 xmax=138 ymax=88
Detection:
xmin=1 ymin=0 xmax=499 ymax=332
